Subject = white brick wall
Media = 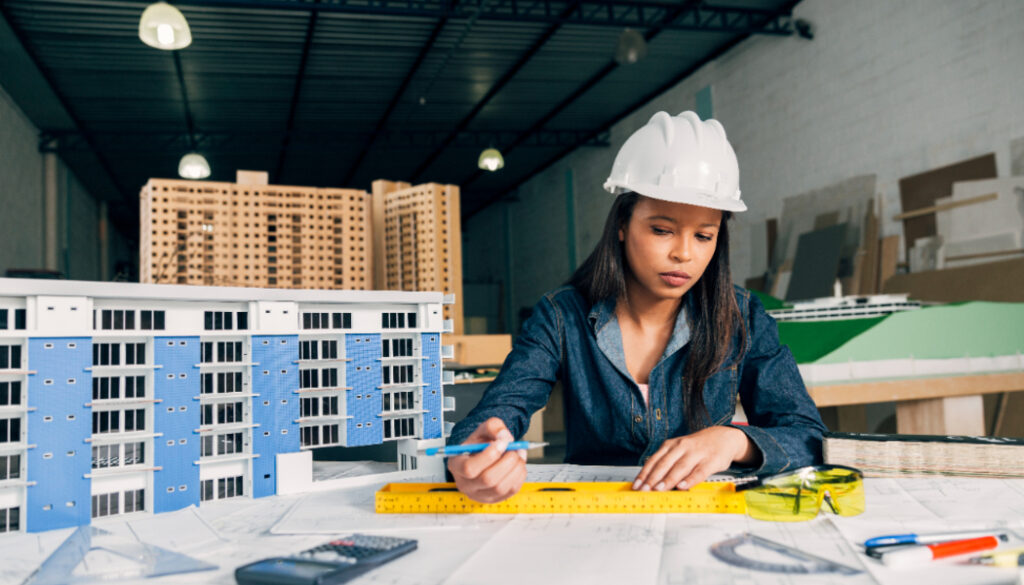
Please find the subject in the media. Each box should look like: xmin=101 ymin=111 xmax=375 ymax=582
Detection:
xmin=463 ymin=0 xmax=1024 ymax=325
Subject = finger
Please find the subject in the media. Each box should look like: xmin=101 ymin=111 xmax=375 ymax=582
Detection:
xmin=465 ymin=417 xmax=511 ymax=444
xmin=474 ymin=450 xmax=525 ymax=491
xmin=657 ymin=455 xmax=702 ymax=492
xmin=452 ymin=438 xmax=513 ymax=480
xmin=676 ymin=462 xmax=717 ymax=491
xmin=480 ymin=454 xmax=528 ymax=503
xmin=462 ymin=452 xmax=526 ymax=503
xmin=633 ymin=443 xmax=673 ymax=489
xmin=642 ymin=444 xmax=691 ymax=491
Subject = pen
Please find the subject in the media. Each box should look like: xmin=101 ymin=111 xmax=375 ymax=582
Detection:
xmin=879 ymin=536 xmax=1000 ymax=568
xmin=968 ymin=547 xmax=1024 ymax=568
xmin=865 ymin=530 xmax=1007 ymax=548
xmin=421 ymin=441 xmax=549 ymax=457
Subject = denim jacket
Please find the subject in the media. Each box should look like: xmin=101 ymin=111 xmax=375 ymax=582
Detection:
xmin=447 ymin=285 xmax=826 ymax=474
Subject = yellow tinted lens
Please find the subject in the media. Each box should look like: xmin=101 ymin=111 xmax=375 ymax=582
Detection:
xmin=818 ymin=468 xmax=865 ymax=517
xmin=744 ymin=466 xmax=864 ymax=522
xmin=745 ymin=483 xmax=820 ymax=522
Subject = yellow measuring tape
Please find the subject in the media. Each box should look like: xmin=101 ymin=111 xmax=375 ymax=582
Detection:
xmin=375 ymin=481 xmax=747 ymax=514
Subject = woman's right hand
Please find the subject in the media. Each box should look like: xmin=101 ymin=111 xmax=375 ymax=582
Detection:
xmin=447 ymin=417 xmax=527 ymax=503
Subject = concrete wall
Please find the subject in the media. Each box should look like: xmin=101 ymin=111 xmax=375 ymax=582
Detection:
xmin=0 ymin=83 xmax=127 ymax=280
xmin=463 ymin=0 xmax=1024 ymax=329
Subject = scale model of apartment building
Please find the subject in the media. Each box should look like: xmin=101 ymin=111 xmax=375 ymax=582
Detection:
xmin=0 ymin=278 xmax=455 ymax=533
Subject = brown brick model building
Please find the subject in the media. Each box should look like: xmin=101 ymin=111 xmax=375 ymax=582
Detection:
xmin=140 ymin=171 xmax=463 ymax=333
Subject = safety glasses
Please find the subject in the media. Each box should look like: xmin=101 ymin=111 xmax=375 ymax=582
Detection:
xmin=738 ymin=464 xmax=865 ymax=522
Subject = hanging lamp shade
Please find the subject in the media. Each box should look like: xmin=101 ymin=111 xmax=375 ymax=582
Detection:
xmin=478 ymin=147 xmax=505 ymax=172
xmin=614 ymin=28 xmax=647 ymax=65
xmin=178 ymin=152 xmax=210 ymax=179
xmin=139 ymin=2 xmax=192 ymax=50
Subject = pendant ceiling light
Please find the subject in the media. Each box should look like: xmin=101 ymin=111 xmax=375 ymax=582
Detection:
xmin=178 ymin=152 xmax=210 ymax=179
xmin=139 ymin=2 xmax=192 ymax=50
xmin=478 ymin=148 xmax=505 ymax=172
xmin=614 ymin=28 xmax=647 ymax=65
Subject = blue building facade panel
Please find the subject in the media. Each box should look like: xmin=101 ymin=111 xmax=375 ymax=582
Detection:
xmin=345 ymin=334 xmax=382 ymax=446
xmin=420 ymin=333 xmax=443 ymax=440
xmin=251 ymin=335 xmax=300 ymax=498
xmin=152 ymin=337 xmax=200 ymax=514
xmin=25 ymin=338 xmax=92 ymax=532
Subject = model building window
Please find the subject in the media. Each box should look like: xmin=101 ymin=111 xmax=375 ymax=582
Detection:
xmin=321 ymin=340 xmax=338 ymax=359
xmin=92 ymin=343 xmax=120 ymax=366
xmin=99 ymin=309 xmax=135 ymax=330
xmin=204 ymin=311 xmax=234 ymax=330
xmin=201 ymin=402 xmax=243 ymax=426
xmin=331 ymin=312 xmax=352 ymax=329
xmin=321 ymin=368 xmax=338 ymax=388
xmin=201 ymin=372 xmax=243 ymax=394
xmin=125 ymin=343 xmax=146 ymax=365
xmin=383 ymin=416 xmax=416 ymax=440
xmin=382 ymin=390 xmax=414 ymax=412
xmin=91 ymin=444 xmax=118 ymax=469
xmin=91 ymin=492 xmax=120 ymax=518
xmin=0 ymin=417 xmax=21 ymax=443
xmin=299 ymin=340 xmax=318 ymax=360
xmin=0 ymin=454 xmax=20 ymax=480
xmin=123 ymin=441 xmax=145 ymax=465
xmin=0 ymin=506 xmax=20 ymax=533
xmin=0 ymin=309 xmax=18 ymax=330
xmin=218 ymin=476 xmax=244 ymax=500
xmin=140 ymin=310 xmax=166 ymax=330
xmin=382 ymin=338 xmax=414 ymax=358
xmin=300 ymin=369 xmax=319 ymax=389
xmin=0 ymin=345 xmax=22 ymax=369
xmin=124 ymin=375 xmax=146 ymax=398
xmin=382 ymin=364 xmax=414 ymax=385
xmin=302 ymin=312 xmax=335 ymax=330
xmin=92 ymin=377 xmax=121 ymax=400
xmin=123 ymin=488 xmax=145 ymax=513
xmin=200 ymin=341 xmax=243 ymax=363
xmin=0 ymin=382 xmax=21 ymax=406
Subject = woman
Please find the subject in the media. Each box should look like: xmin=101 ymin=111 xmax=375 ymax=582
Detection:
xmin=447 ymin=111 xmax=826 ymax=503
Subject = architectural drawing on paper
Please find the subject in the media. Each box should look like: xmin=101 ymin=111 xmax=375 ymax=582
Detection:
xmin=0 ymin=278 xmax=455 ymax=533
xmin=139 ymin=171 xmax=465 ymax=333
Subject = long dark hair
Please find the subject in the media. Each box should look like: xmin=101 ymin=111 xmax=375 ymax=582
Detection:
xmin=568 ymin=192 xmax=746 ymax=431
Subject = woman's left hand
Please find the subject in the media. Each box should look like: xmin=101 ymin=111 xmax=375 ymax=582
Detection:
xmin=632 ymin=426 xmax=756 ymax=491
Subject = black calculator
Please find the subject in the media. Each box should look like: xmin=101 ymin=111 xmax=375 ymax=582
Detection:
xmin=235 ymin=534 xmax=418 ymax=585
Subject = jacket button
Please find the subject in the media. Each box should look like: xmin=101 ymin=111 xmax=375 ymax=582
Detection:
xmin=634 ymin=415 xmax=643 ymax=423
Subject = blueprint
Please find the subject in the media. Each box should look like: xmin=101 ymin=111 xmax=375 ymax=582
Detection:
xmin=4 ymin=464 xmax=1024 ymax=585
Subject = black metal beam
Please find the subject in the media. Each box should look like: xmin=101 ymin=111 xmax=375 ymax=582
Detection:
xmin=110 ymin=0 xmax=796 ymax=35
xmin=40 ymin=128 xmax=610 ymax=154
xmin=460 ymin=0 xmax=700 ymax=191
xmin=409 ymin=0 xmax=580 ymax=183
xmin=462 ymin=3 xmax=798 ymax=220
xmin=275 ymin=9 xmax=319 ymax=182
xmin=341 ymin=15 xmax=448 ymax=186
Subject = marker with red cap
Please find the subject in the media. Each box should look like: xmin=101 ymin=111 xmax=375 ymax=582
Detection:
xmin=879 ymin=536 xmax=1001 ymax=568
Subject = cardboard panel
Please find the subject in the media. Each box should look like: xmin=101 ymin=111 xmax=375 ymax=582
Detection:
xmin=773 ymin=175 xmax=876 ymax=279
xmin=897 ymin=154 xmax=997 ymax=257
xmin=786 ymin=223 xmax=846 ymax=301
xmin=883 ymin=256 xmax=1024 ymax=302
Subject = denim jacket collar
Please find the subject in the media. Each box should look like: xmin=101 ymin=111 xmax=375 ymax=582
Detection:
xmin=587 ymin=296 xmax=691 ymax=383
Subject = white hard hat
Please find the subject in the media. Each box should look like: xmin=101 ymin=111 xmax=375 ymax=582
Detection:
xmin=603 ymin=111 xmax=745 ymax=212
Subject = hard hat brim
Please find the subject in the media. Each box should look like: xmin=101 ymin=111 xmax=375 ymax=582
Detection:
xmin=604 ymin=182 xmax=747 ymax=213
